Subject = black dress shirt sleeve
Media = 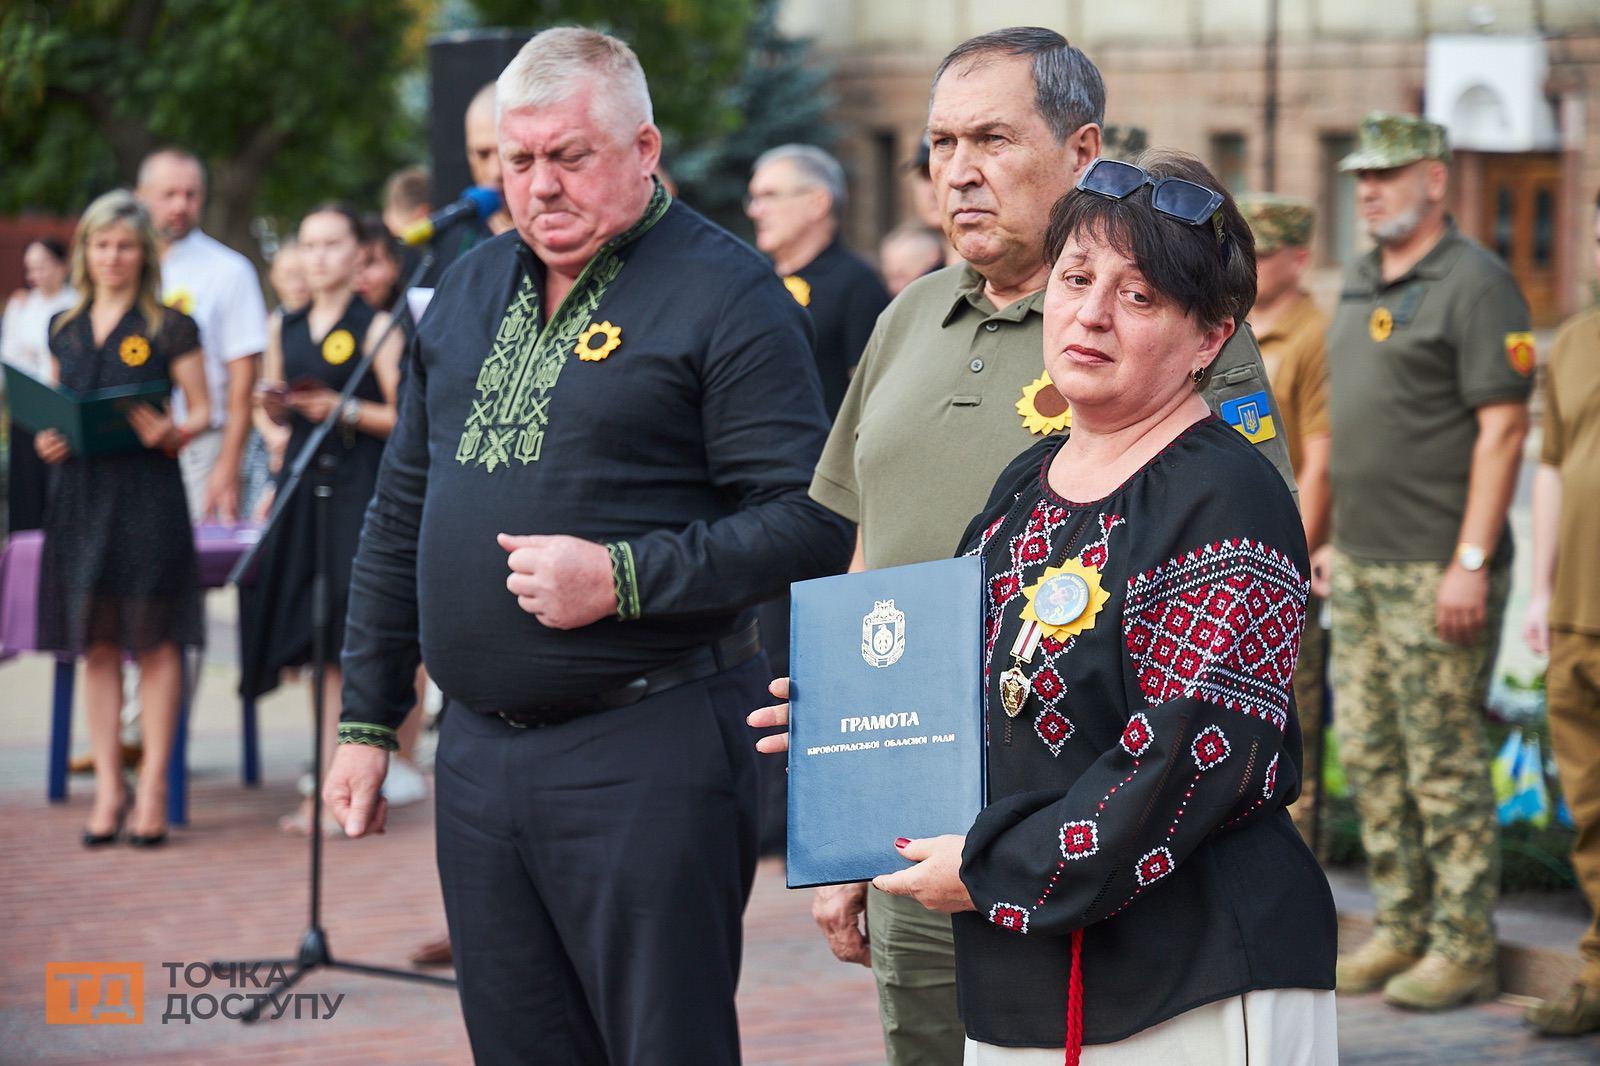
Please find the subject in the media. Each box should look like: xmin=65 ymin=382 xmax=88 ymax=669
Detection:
xmin=338 ymin=335 xmax=430 ymax=742
xmin=616 ymin=272 xmax=853 ymax=619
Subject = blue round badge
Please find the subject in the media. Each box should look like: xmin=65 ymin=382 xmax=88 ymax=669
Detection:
xmin=1035 ymin=573 xmax=1090 ymax=627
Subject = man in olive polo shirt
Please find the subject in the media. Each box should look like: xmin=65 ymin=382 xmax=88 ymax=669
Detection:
xmin=1240 ymin=194 xmax=1332 ymax=846
xmin=806 ymin=27 xmax=1297 ymax=1065
xmin=1317 ymin=113 xmax=1533 ymax=1010
xmin=1521 ymin=190 xmax=1600 ymax=1037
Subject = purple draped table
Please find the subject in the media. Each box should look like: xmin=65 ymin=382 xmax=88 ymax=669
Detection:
xmin=0 ymin=523 xmax=263 ymax=826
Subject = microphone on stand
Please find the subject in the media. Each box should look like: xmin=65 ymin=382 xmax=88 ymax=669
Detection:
xmin=401 ymin=186 xmax=503 ymax=246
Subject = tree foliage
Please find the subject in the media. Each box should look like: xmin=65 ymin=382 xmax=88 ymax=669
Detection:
xmin=669 ymin=1 xmax=835 ymax=237
xmin=0 ymin=0 xmax=426 ymax=257
xmin=467 ymin=0 xmax=755 ymax=145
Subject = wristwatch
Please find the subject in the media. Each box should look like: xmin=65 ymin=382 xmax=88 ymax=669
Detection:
xmin=338 ymin=399 xmax=362 ymax=427
xmin=1455 ymin=543 xmax=1487 ymax=572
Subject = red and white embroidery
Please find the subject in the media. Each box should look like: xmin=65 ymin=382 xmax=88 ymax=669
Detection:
xmin=983 ymin=510 xmax=1125 ymax=757
xmin=1123 ymin=538 xmax=1307 ymax=732
xmin=989 ymin=902 xmax=1031 ymax=934
xmin=1134 ymin=846 xmax=1175 ymax=886
xmin=1263 ymin=752 xmax=1280 ymax=798
xmin=1120 ymin=713 xmax=1153 ymax=757
xmin=1190 ymin=724 xmax=1231 ymax=772
xmin=1059 ymin=819 xmax=1099 ymax=861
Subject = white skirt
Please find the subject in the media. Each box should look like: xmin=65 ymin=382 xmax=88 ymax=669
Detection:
xmin=963 ymin=988 xmax=1338 ymax=1066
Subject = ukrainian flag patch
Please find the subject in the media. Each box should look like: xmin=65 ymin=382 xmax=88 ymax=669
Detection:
xmin=1219 ymin=390 xmax=1277 ymax=444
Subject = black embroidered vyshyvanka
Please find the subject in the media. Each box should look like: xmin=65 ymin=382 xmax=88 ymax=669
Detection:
xmin=952 ymin=416 xmax=1336 ymax=1050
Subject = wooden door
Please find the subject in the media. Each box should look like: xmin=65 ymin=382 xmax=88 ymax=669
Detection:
xmin=1477 ymin=153 xmax=1562 ymax=326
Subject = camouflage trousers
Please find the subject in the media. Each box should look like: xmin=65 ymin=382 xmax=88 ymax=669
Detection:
xmin=1287 ymin=596 xmax=1328 ymax=847
xmin=1330 ymin=550 xmax=1507 ymax=967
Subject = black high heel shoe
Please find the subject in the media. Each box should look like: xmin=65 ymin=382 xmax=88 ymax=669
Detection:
xmin=126 ymin=829 xmax=168 ymax=848
xmin=82 ymin=797 xmax=129 ymax=848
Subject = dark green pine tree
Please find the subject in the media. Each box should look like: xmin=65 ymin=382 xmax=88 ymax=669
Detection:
xmin=669 ymin=1 xmax=837 ymax=239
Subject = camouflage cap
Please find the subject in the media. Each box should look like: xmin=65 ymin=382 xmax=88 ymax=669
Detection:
xmin=1338 ymin=112 xmax=1451 ymax=172
xmin=1238 ymin=194 xmax=1315 ymax=254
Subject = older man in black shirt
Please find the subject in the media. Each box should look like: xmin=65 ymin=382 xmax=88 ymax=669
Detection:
xmin=324 ymin=28 xmax=851 ymax=1064
xmin=746 ymin=143 xmax=890 ymax=420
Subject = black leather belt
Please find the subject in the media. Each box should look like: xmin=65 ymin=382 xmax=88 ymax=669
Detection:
xmin=490 ymin=620 xmax=762 ymax=729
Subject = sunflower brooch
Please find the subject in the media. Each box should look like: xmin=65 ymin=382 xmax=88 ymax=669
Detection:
xmin=575 ymin=321 xmax=622 ymax=362
xmin=322 ymin=328 xmax=356 ymax=366
xmin=1016 ymin=372 xmax=1072 ymax=435
xmin=119 ymin=335 xmax=151 ymax=367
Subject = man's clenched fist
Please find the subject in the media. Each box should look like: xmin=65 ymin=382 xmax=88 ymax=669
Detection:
xmin=498 ymin=532 xmax=619 ymax=629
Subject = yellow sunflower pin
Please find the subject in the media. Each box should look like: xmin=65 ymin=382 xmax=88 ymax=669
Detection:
xmin=782 ymin=275 xmax=812 ymax=307
xmin=164 ymin=288 xmax=195 ymax=315
xmin=575 ymin=321 xmax=622 ymax=362
xmin=119 ymin=335 xmax=151 ymax=367
xmin=1019 ymin=560 xmax=1108 ymax=642
xmin=322 ymin=329 xmax=356 ymax=366
xmin=1368 ymin=306 xmax=1393 ymax=343
xmin=1017 ymin=373 xmax=1072 ymax=435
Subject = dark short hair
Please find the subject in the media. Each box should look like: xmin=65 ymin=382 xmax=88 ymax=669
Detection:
xmin=1044 ymin=149 xmax=1257 ymax=332
xmin=358 ymin=212 xmax=404 ymax=264
xmin=932 ymin=27 xmax=1105 ymax=143
xmin=303 ymin=201 xmax=363 ymax=240
xmin=26 ymin=237 xmax=68 ymax=264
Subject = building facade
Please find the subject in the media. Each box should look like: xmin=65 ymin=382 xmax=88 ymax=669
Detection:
xmin=782 ymin=0 xmax=1600 ymax=322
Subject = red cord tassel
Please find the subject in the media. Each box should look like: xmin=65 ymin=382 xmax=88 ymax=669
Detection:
xmin=1065 ymin=927 xmax=1084 ymax=1066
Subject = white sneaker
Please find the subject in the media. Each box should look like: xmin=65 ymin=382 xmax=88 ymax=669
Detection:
xmin=381 ymin=757 xmax=429 ymax=807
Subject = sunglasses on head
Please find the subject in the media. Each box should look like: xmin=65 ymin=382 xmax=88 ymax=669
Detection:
xmin=1075 ymin=158 xmax=1232 ymax=264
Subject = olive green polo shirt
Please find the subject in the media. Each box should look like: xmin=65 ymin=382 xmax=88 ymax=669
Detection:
xmin=1327 ymin=223 xmax=1533 ymax=564
xmin=810 ymin=263 xmax=1297 ymax=570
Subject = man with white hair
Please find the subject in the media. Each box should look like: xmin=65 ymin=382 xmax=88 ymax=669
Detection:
xmin=746 ymin=144 xmax=890 ymax=418
xmin=322 ymin=27 xmax=852 ymax=1062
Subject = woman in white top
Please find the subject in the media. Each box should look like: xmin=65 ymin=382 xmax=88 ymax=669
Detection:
xmin=3 ymin=238 xmax=76 ymax=531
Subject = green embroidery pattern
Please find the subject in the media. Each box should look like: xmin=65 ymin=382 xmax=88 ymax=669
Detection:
xmin=456 ymin=184 xmax=672 ymax=472
xmin=607 ymin=541 xmax=640 ymax=620
xmin=337 ymin=722 xmax=400 ymax=751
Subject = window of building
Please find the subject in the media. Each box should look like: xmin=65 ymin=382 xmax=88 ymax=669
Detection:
xmin=1320 ymin=133 xmax=1358 ymax=267
xmin=1209 ymin=132 xmax=1248 ymax=195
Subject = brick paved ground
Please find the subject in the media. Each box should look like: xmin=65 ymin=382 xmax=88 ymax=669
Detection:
xmin=2 ymin=630 xmax=1599 ymax=1064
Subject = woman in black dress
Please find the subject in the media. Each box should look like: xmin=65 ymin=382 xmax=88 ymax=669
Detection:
xmin=241 ymin=203 xmax=402 ymax=833
xmin=35 ymin=190 xmax=210 ymax=847
xmin=754 ymin=153 xmax=1337 ymax=1062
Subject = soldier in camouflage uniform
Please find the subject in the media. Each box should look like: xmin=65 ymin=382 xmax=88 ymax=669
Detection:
xmin=1240 ymin=195 xmax=1331 ymax=849
xmin=1317 ymin=113 xmax=1534 ymax=1010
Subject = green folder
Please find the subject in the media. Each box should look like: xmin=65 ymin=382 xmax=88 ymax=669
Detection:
xmin=4 ymin=365 xmax=170 ymax=457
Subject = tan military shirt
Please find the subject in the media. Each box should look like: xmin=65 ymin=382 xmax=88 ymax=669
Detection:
xmin=1327 ymin=223 xmax=1533 ymax=563
xmin=1255 ymin=292 xmax=1330 ymax=478
xmin=811 ymin=263 xmax=1296 ymax=570
xmin=1542 ymin=308 xmax=1600 ymax=635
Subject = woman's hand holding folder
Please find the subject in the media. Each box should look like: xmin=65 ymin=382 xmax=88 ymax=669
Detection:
xmin=747 ymin=677 xmax=791 ymax=754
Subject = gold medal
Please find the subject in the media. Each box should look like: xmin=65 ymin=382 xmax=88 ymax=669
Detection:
xmin=1368 ymin=306 xmax=1393 ymax=343
xmin=1020 ymin=560 xmax=1108 ymax=642
xmin=1000 ymin=620 xmax=1044 ymax=718
xmin=575 ymin=321 xmax=622 ymax=362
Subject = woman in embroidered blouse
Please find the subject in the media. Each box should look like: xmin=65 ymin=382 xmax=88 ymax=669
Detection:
xmin=754 ymin=151 xmax=1337 ymax=1063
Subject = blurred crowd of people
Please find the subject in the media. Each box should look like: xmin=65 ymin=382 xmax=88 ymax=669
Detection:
xmin=3 ymin=18 xmax=1599 ymax=1059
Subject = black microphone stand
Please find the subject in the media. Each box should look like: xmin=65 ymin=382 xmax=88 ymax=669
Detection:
xmin=214 ymin=247 xmax=455 ymax=1022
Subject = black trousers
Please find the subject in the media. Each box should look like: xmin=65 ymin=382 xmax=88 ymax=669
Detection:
xmin=435 ymin=656 xmax=766 ymax=1065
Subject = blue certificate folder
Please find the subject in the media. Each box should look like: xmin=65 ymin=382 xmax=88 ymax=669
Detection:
xmin=786 ymin=555 xmax=985 ymax=888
